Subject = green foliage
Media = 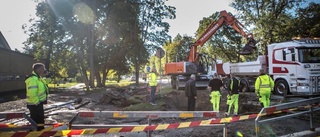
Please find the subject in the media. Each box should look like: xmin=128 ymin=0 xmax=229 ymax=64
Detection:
xmin=163 ymin=34 xmax=194 ymax=63
xmin=292 ymin=2 xmax=320 ymax=37
xmin=23 ymin=0 xmax=176 ymax=89
xmin=230 ymin=0 xmax=305 ymax=51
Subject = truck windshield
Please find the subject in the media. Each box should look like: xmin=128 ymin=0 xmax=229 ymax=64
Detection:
xmin=298 ymin=48 xmax=320 ymax=63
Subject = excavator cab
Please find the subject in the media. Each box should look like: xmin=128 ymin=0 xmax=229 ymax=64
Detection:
xmin=239 ymin=37 xmax=257 ymax=55
xmin=197 ymin=54 xmax=208 ymax=74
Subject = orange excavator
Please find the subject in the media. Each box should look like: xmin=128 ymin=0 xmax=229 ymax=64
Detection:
xmin=165 ymin=10 xmax=256 ymax=89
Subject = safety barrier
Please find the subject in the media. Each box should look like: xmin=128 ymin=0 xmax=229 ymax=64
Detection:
xmin=0 ymin=112 xmax=37 ymax=131
xmin=0 ymin=108 xmax=304 ymax=137
xmin=68 ymin=111 xmax=224 ymax=137
xmin=255 ymin=96 xmax=320 ymax=137
xmin=2 ymin=103 xmax=319 ymax=137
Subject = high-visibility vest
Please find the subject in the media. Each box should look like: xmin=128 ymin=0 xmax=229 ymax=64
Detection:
xmin=230 ymin=78 xmax=240 ymax=90
xmin=258 ymin=75 xmax=272 ymax=89
xmin=25 ymin=72 xmax=49 ymax=105
xmin=148 ymin=72 xmax=157 ymax=86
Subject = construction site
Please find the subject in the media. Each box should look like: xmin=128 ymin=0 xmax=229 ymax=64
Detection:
xmin=1 ymin=1 xmax=320 ymax=137
xmin=0 ymin=81 xmax=320 ymax=137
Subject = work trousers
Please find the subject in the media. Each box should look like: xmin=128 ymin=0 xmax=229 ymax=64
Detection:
xmin=210 ymin=91 xmax=221 ymax=111
xmin=27 ymin=102 xmax=45 ymax=131
xmin=187 ymin=97 xmax=196 ymax=111
xmin=259 ymin=89 xmax=271 ymax=108
xmin=149 ymin=86 xmax=156 ymax=104
xmin=228 ymin=94 xmax=239 ymax=114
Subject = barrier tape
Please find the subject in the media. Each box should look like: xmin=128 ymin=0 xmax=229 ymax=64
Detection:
xmin=0 ymin=123 xmax=63 ymax=129
xmin=1 ymin=104 xmax=319 ymax=137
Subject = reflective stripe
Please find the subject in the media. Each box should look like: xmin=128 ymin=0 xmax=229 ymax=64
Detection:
xmin=28 ymin=86 xmax=38 ymax=89
xmin=27 ymin=102 xmax=40 ymax=106
xmin=260 ymin=85 xmax=270 ymax=88
xmin=230 ymin=78 xmax=240 ymax=90
xmin=259 ymin=76 xmax=272 ymax=88
xmin=38 ymin=92 xmax=46 ymax=97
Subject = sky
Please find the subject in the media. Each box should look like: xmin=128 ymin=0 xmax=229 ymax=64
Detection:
xmin=0 ymin=0 xmax=38 ymax=51
xmin=0 ymin=0 xmax=234 ymax=51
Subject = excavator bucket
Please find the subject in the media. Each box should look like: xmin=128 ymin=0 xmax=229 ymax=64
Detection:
xmin=239 ymin=38 xmax=257 ymax=55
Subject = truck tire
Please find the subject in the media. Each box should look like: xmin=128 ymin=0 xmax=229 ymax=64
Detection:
xmin=171 ymin=76 xmax=176 ymax=89
xmin=176 ymin=80 xmax=181 ymax=90
xmin=240 ymin=79 xmax=250 ymax=92
xmin=275 ymin=79 xmax=289 ymax=95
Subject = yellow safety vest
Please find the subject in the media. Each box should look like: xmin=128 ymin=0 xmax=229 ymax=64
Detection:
xmin=148 ymin=72 xmax=157 ymax=86
xmin=255 ymin=74 xmax=274 ymax=93
xmin=25 ymin=72 xmax=49 ymax=105
xmin=230 ymin=78 xmax=240 ymax=90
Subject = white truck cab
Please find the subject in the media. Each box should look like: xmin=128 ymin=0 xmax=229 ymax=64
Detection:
xmin=215 ymin=38 xmax=320 ymax=96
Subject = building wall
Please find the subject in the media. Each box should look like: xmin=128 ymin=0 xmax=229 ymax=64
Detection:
xmin=0 ymin=49 xmax=34 ymax=92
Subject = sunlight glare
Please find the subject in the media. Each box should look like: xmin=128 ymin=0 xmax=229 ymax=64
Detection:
xmin=73 ymin=3 xmax=96 ymax=24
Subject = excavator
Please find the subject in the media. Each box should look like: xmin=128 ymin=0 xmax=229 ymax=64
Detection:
xmin=165 ymin=10 xmax=256 ymax=90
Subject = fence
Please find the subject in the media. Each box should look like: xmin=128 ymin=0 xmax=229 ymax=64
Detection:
xmin=255 ymin=96 xmax=320 ymax=137
xmin=68 ymin=111 xmax=224 ymax=137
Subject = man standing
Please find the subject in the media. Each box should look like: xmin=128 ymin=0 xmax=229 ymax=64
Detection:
xmin=25 ymin=63 xmax=49 ymax=131
xmin=207 ymin=73 xmax=224 ymax=111
xmin=185 ymin=74 xmax=197 ymax=111
xmin=255 ymin=69 xmax=274 ymax=108
xmin=226 ymin=74 xmax=242 ymax=116
xmin=148 ymin=68 xmax=158 ymax=105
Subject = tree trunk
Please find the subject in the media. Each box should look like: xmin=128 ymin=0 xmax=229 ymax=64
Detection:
xmin=101 ymin=67 xmax=108 ymax=87
xmin=95 ymin=70 xmax=102 ymax=87
xmin=88 ymin=24 xmax=95 ymax=88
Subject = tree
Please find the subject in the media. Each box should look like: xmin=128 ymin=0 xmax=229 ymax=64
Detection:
xmin=292 ymin=2 xmax=320 ymax=37
xmin=230 ymin=0 xmax=304 ymax=54
xmin=132 ymin=0 xmax=175 ymax=83
xmin=23 ymin=0 xmax=176 ymax=89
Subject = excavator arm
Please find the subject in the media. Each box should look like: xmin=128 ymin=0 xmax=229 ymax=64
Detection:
xmin=164 ymin=10 xmax=256 ymax=90
xmin=188 ymin=10 xmax=256 ymax=63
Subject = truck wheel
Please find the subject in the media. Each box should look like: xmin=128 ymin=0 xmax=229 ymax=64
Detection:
xmin=275 ymin=79 xmax=289 ymax=95
xmin=171 ymin=79 xmax=176 ymax=89
xmin=176 ymin=80 xmax=181 ymax=90
xmin=240 ymin=79 xmax=250 ymax=92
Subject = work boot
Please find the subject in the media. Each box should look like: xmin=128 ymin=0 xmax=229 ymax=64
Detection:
xmin=234 ymin=112 xmax=238 ymax=116
xmin=224 ymin=112 xmax=229 ymax=117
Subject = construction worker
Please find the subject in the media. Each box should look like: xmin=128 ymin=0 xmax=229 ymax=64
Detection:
xmin=185 ymin=74 xmax=197 ymax=111
xmin=207 ymin=73 xmax=224 ymax=111
xmin=255 ymin=69 xmax=274 ymax=108
xmin=148 ymin=68 xmax=158 ymax=105
xmin=25 ymin=63 xmax=49 ymax=131
xmin=226 ymin=73 xmax=242 ymax=116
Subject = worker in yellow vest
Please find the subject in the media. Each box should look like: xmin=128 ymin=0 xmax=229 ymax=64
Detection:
xmin=207 ymin=73 xmax=224 ymax=111
xmin=25 ymin=63 xmax=49 ymax=131
xmin=226 ymin=73 xmax=242 ymax=116
xmin=255 ymin=69 xmax=274 ymax=108
xmin=148 ymin=68 xmax=158 ymax=105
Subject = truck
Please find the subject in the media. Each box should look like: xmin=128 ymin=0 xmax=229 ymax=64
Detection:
xmin=0 ymin=31 xmax=34 ymax=93
xmin=164 ymin=10 xmax=256 ymax=90
xmin=215 ymin=38 xmax=320 ymax=96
